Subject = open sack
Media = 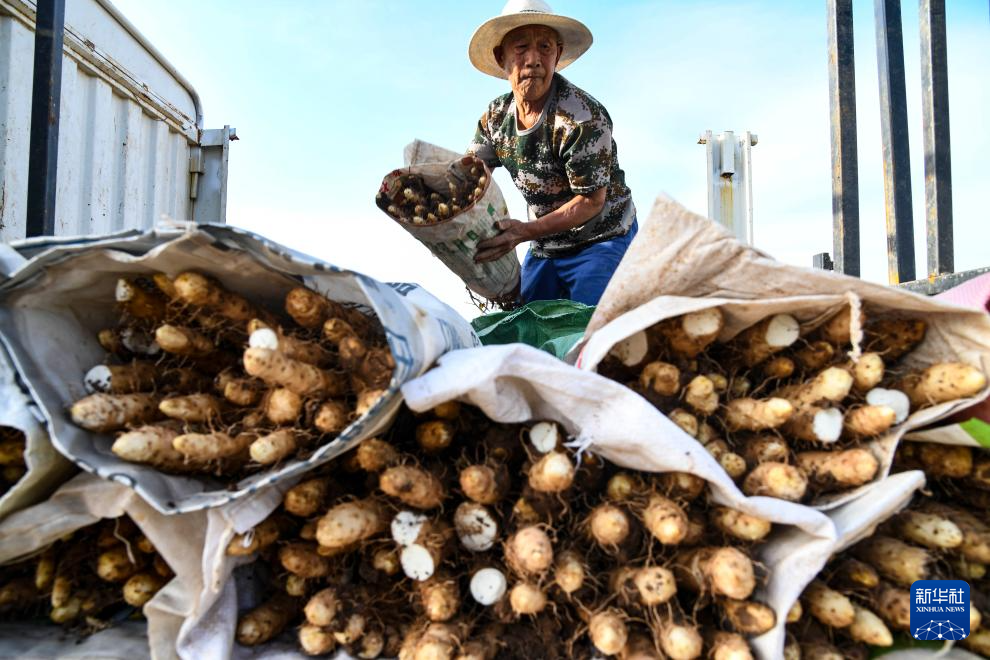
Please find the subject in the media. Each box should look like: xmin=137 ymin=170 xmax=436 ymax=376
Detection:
xmin=172 ymin=344 xmax=836 ymax=660
xmin=574 ymin=196 xmax=990 ymax=510
xmin=0 ymin=473 xmax=208 ymax=659
xmin=0 ymin=223 xmax=478 ymax=514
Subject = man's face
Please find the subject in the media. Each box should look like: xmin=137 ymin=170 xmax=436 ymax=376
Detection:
xmin=496 ymin=26 xmax=562 ymax=102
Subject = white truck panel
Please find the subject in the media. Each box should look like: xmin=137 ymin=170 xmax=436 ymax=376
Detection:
xmin=0 ymin=0 xmax=200 ymax=241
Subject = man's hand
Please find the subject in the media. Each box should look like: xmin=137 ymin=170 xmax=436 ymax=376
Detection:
xmin=475 ymin=219 xmax=530 ymax=263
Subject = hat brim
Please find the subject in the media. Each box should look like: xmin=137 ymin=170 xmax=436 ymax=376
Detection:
xmin=468 ymin=13 xmax=593 ymax=79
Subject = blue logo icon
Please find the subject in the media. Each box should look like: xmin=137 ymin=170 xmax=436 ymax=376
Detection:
xmin=910 ymin=580 xmax=970 ymax=641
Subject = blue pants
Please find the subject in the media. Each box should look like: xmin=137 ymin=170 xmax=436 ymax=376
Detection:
xmin=520 ymin=221 xmax=638 ymax=306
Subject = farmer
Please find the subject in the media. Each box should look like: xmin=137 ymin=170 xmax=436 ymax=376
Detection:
xmin=468 ymin=0 xmax=637 ymax=307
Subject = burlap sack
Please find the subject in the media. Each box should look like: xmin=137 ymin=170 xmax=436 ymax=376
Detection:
xmin=378 ymin=140 xmax=520 ymax=300
xmin=0 ymin=222 xmax=478 ymax=514
xmin=0 ymin=472 xmax=208 ymax=659
xmin=574 ymin=196 xmax=990 ymax=509
xmin=0 ymin=336 xmax=75 ymax=521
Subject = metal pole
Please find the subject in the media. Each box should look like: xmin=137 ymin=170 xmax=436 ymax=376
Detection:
xmin=874 ymin=0 xmax=916 ymax=283
xmin=920 ymin=0 xmax=953 ymax=277
xmin=826 ymin=0 xmax=861 ymax=276
xmin=25 ymin=0 xmax=66 ymax=238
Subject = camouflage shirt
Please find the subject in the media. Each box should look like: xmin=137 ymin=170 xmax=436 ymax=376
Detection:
xmin=468 ymin=74 xmax=635 ymax=258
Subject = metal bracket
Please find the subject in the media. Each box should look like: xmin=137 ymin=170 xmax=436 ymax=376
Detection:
xmin=190 ymin=125 xmax=237 ymax=224
xmin=698 ymin=130 xmax=758 ymax=245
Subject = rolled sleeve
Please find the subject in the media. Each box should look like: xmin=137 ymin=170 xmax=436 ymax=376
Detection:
xmin=562 ymin=121 xmax=612 ymax=195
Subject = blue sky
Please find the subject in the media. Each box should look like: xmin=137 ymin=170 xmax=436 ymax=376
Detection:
xmin=111 ymin=0 xmax=989 ymax=315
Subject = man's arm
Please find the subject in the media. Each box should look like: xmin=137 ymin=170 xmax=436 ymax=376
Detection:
xmin=474 ymin=186 xmax=605 ymax=264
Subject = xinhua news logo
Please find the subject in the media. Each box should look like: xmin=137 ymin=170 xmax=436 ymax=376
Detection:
xmin=910 ymin=580 xmax=970 ymax=641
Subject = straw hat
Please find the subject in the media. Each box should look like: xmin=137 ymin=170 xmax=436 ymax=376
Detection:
xmin=469 ymin=0 xmax=593 ymax=79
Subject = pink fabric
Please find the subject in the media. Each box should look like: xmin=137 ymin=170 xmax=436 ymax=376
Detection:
xmin=934 ymin=272 xmax=990 ymax=312
xmin=936 ymin=272 xmax=990 ymax=423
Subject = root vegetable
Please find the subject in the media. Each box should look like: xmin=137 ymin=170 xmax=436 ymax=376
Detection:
xmin=96 ymin=546 xmax=142 ymax=582
xmin=333 ymin=612 xmax=367 ymax=645
xmin=619 ymin=632 xmax=663 ymax=660
xmin=358 ymin=347 xmax=395 ymax=390
xmin=796 ymin=448 xmax=879 ymax=488
xmin=50 ymin=574 xmax=71 ymax=608
xmin=115 ymin=278 xmax=166 ymax=320
xmin=658 ymin=471 xmax=706 ymax=501
xmin=355 ymin=388 xmax=387 ymax=417
xmin=112 ymin=425 xmax=196 ymax=471
xmin=49 ymin=596 xmax=82 ymax=624
xmin=951 ymin=558 xmax=986 ymax=580
xmin=736 ymin=314 xmax=800 ymax=366
xmin=848 ymin=604 xmax=892 ymax=646
xmin=854 ymin=536 xmax=929 ymax=586
xmin=669 ymin=408 xmax=699 ymax=437
xmin=286 ymin=287 xmax=336 ymax=328
xmin=372 ymin=547 xmax=401 ymax=576
xmin=657 ymin=621 xmax=704 ymax=660
xmin=632 ymin=566 xmax=677 ymax=605
xmin=640 ymin=361 xmax=681 ymax=396
xmin=720 ymin=599 xmax=776 ymax=635
xmin=159 ymin=393 xmax=221 ymax=423
xmin=589 ymin=609 xmax=628 ymax=655
xmin=920 ymin=502 xmax=990 ymax=563
xmin=741 ymin=436 xmax=790 ymax=466
xmin=865 ymin=388 xmax=910 ymax=424
xmin=243 ymin=347 xmax=347 ymax=397
xmin=661 ymin=308 xmax=724 ymax=358
xmin=782 ymin=406 xmax=844 ymax=443
xmin=913 ymin=442 xmax=973 ymax=477
xmin=357 ymin=438 xmax=400 ymax=472
xmin=527 ymin=421 xmax=561 ymax=453
xmin=962 ymin=629 xmax=990 ymax=657
xmin=818 ymin=305 xmax=861 ymax=345
xmin=155 ymin=324 xmax=214 ymax=356
xmin=684 ymin=376 xmax=719 ymax=415
xmin=799 ymin=641 xmax=844 ymax=659
xmin=742 ymin=462 xmax=808 ymax=502
xmin=708 ymin=631 xmax=752 ymax=660
xmin=174 ymin=431 xmax=253 ymax=460
xmin=400 ymin=520 xmax=453 ymax=581
xmin=315 ymin=400 xmax=351 ymax=434
xmin=0 ymin=578 xmax=35 ymax=610
xmin=832 ymin=558 xmax=879 ymax=589
xmin=896 ymin=362 xmax=987 ymax=409
xmin=764 ymin=356 xmax=796 ymax=379
xmin=430 ymin=400 xmax=461 ymax=420
xmin=264 ymin=387 xmax=303 ymax=424
xmin=674 ymin=547 xmax=755 ymax=600
xmin=794 ymin=341 xmax=834 ymax=372
xmin=589 ymin=504 xmax=633 ymax=548
xmin=780 ymin=367 xmax=853 ymax=408
xmin=803 ymin=580 xmax=854 ymax=627
xmin=786 ymin=601 xmax=803 ymax=623
xmin=470 ymin=567 xmax=507 ymax=606
xmin=71 ymin=393 xmax=159 ymax=433
xmin=236 ymin=593 xmax=299 ymax=646
xmin=527 ymin=451 xmax=575 ymax=493
xmin=299 ymin=623 xmax=337 ymax=655
xmin=248 ymin=323 xmax=330 ymax=366
xmin=174 ymin=271 xmax=262 ymax=322
xmin=317 ymin=499 xmax=386 ymax=549
xmin=34 ymin=552 xmax=55 ymax=591
xmin=357 ymin=629 xmax=386 ymax=658
xmin=641 ymin=494 xmax=688 ymax=544
xmin=893 ymin=509 xmax=963 ymax=549
xmin=392 ymin=510 xmax=429 ymax=547
xmin=227 ymin=515 xmax=282 ymax=556
xmin=842 ymin=405 xmax=896 ymax=439
xmin=84 ymin=362 xmax=157 ymax=394
xmin=710 ymin=507 xmax=772 ymax=542
xmin=505 ymin=526 xmax=553 ymax=576
xmin=606 ymin=473 xmax=641 ymax=502
xmin=304 ymin=587 xmax=339 ymax=626
xmin=122 ymin=571 xmax=166 ymax=607
xmin=284 ymin=478 xmax=329 ymax=517
xmin=414 ymin=622 xmax=463 ymax=660
xmin=454 ymin=502 xmax=498 ymax=552
xmin=419 ymin=577 xmax=460 ymax=621
xmin=724 ymin=397 xmax=794 ymax=432
xmin=865 ymin=318 xmax=926 ymax=360
xmin=509 ymin=582 xmax=547 ymax=615
xmin=223 ymin=378 xmax=262 ymax=406
xmin=554 ymin=550 xmax=586 ymax=595
xmin=460 ymin=464 xmax=508 ymax=504
xmin=730 ymin=377 xmax=752 ymax=398
xmin=417 ymin=420 xmax=455 ymax=453
xmin=280 ymin=542 xmax=331 ymax=578
xmin=380 ymin=466 xmax=445 ymax=509
xmin=250 ymin=429 xmax=299 ymax=464
xmin=842 ymin=352 xmax=885 ymax=393
xmin=285 ymin=574 xmax=308 ymax=597
xmin=876 ymin=585 xmax=910 ymax=630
